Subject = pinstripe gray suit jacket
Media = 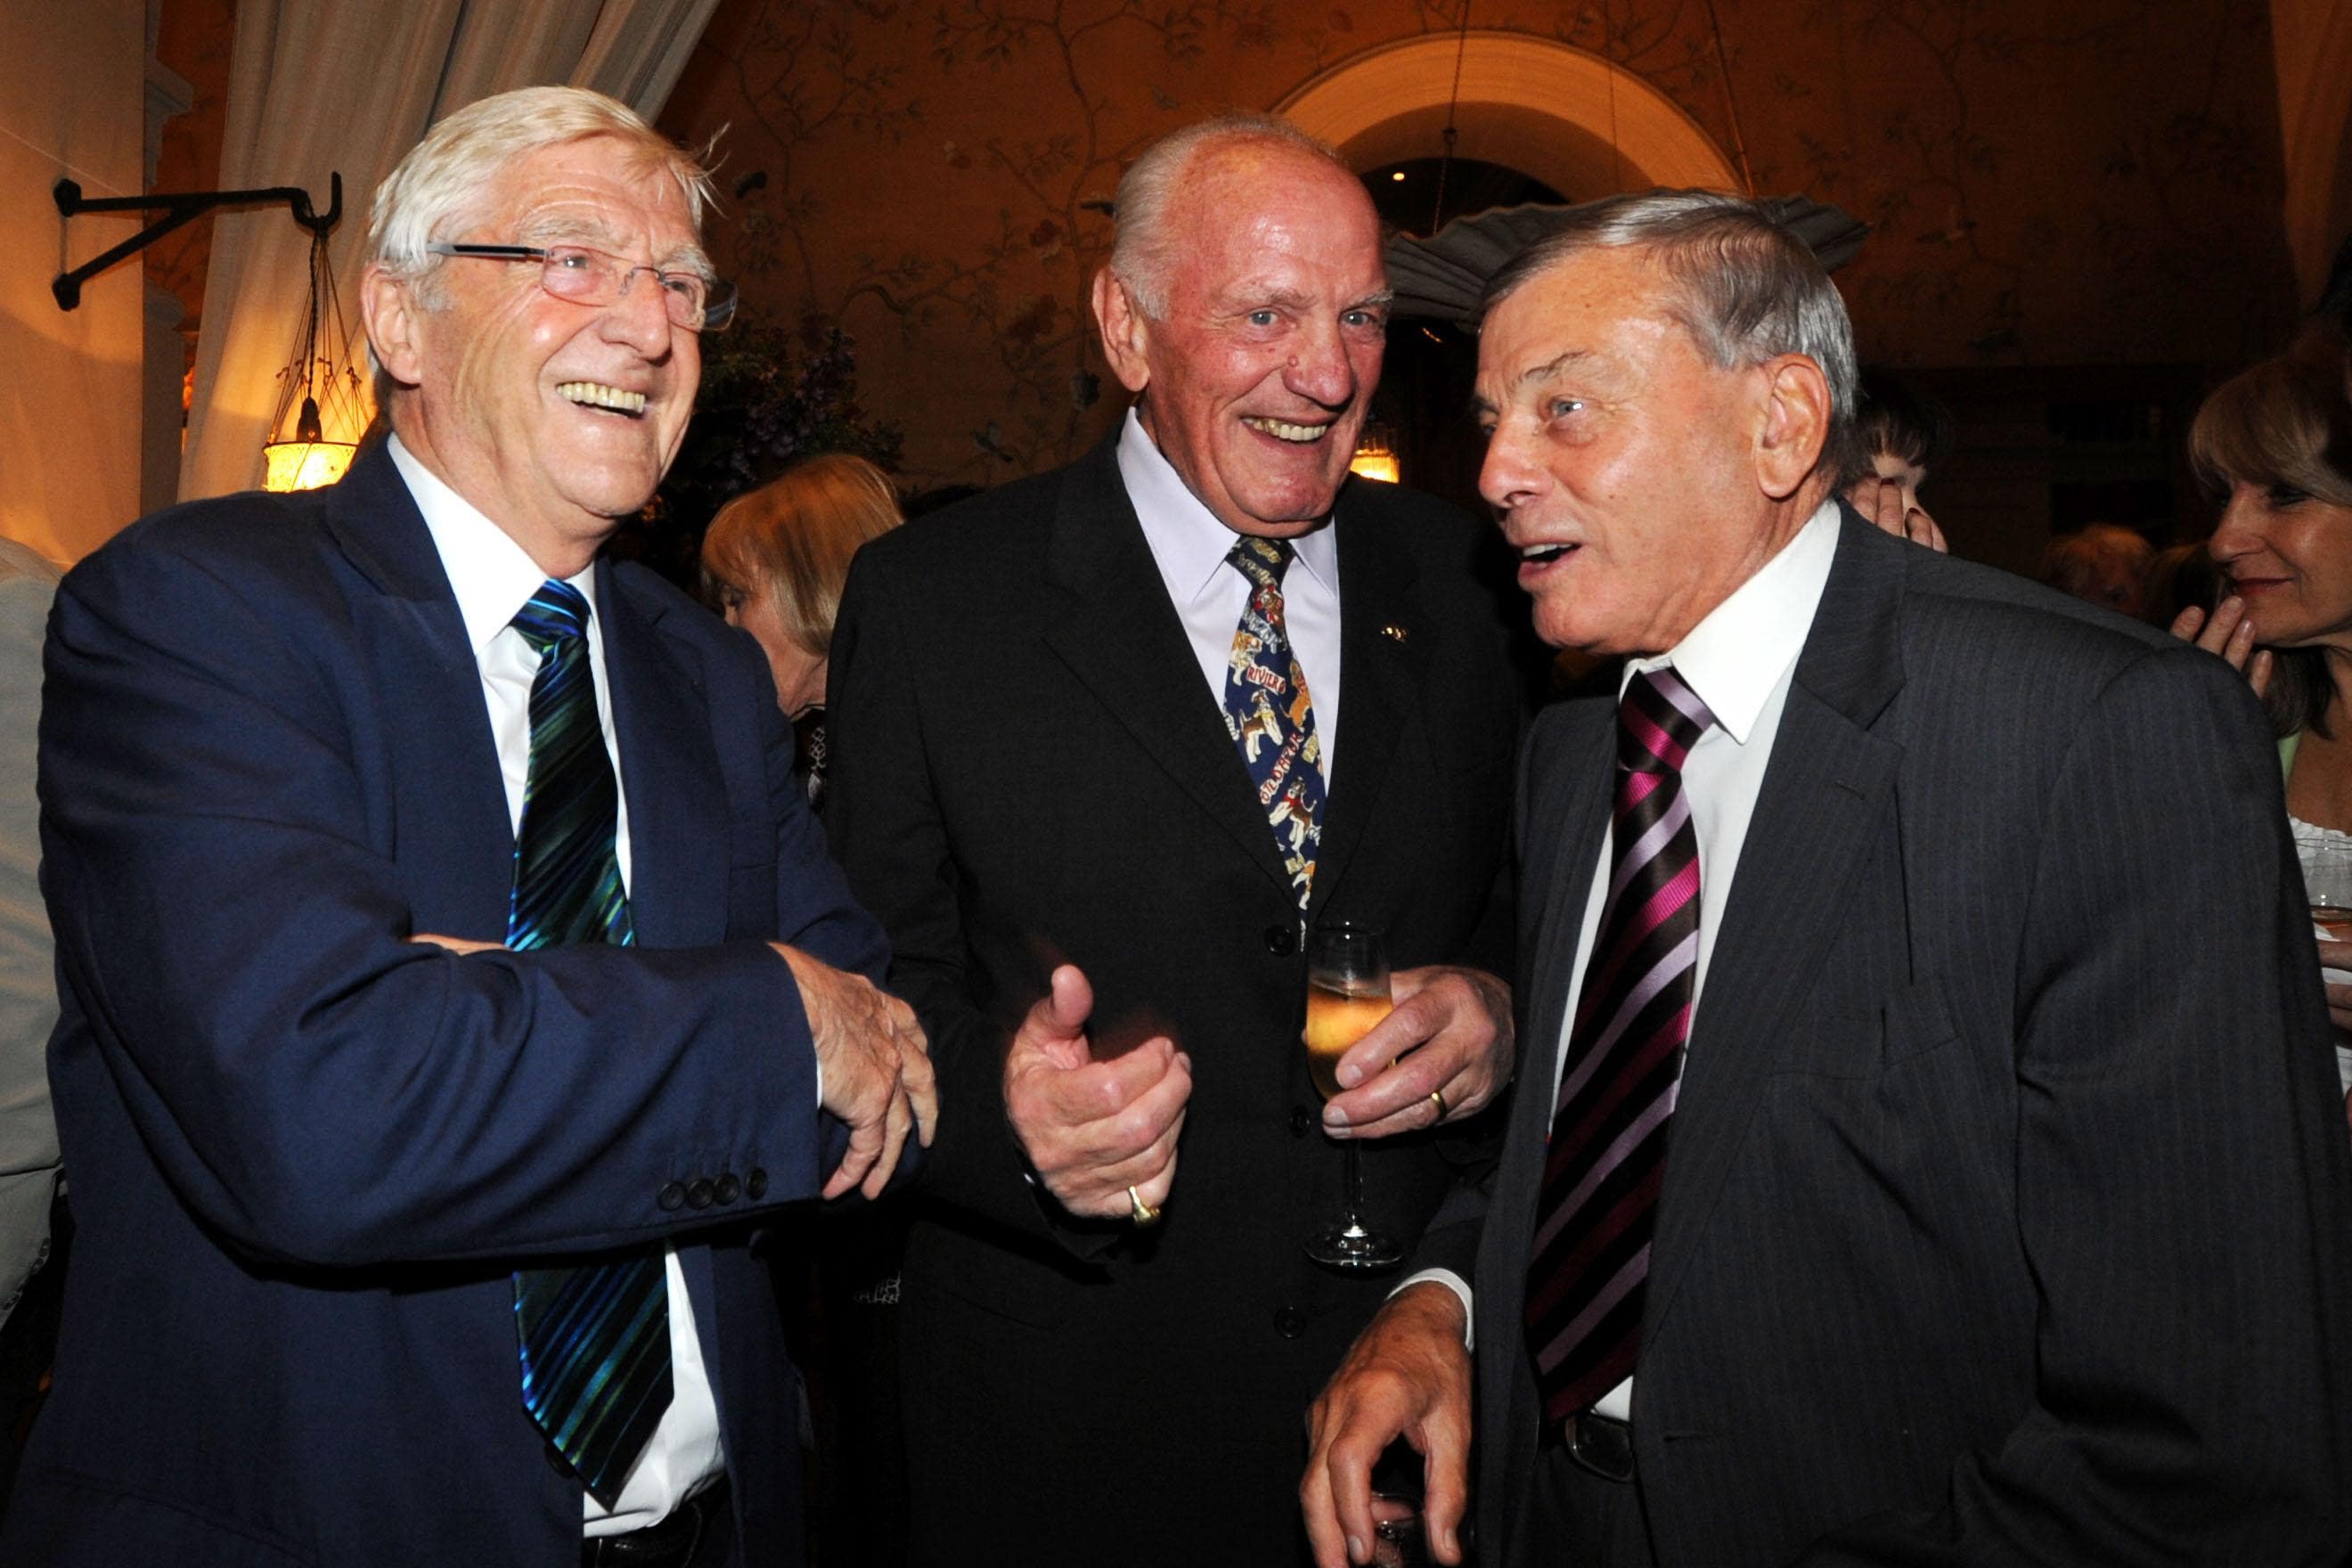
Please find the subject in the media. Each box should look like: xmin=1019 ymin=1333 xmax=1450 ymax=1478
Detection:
xmin=1472 ymin=512 xmax=2352 ymax=1565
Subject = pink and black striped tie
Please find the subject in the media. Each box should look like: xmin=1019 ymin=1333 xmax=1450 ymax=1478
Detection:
xmin=1524 ymin=666 xmax=1713 ymax=1424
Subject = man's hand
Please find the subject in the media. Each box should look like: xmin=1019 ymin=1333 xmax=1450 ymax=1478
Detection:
xmin=1323 ymin=967 xmax=1511 ymax=1139
xmin=1004 ymin=965 xmax=1190 ymax=1219
xmin=773 ymin=944 xmax=936 ymax=1200
xmin=2169 ymin=596 xmax=2274 ymax=699
xmin=1303 ymin=1281 xmax=1473 ymax=1568
xmin=1850 ymin=475 xmax=1948 ymax=553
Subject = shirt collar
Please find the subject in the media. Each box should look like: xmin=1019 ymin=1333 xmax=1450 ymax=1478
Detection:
xmin=388 ymin=433 xmax=599 ymax=653
xmin=1629 ymin=498 xmax=1841 ymax=745
xmin=1116 ymin=406 xmax=1339 ymax=605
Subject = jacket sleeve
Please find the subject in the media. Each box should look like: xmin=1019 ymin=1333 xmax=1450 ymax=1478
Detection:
xmin=1801 ymin=646 xmax=2352 ymax=1565
xmin=38 ymin=528 xmax=879 ymax=1272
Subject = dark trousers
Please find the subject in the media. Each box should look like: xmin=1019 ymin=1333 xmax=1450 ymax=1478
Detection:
xmin=1517 ymin=1439 xmax=1660 ymax=1568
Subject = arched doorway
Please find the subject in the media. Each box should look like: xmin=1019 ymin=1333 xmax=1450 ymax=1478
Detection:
xmin=1275 ymin=34 xmax=1746 ymax=512
xmin=1277 ymin=32 xmax=1742 ymax=206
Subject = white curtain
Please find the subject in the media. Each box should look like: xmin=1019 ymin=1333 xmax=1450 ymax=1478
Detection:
xmin=179 ymin=0 xmax=720 ymax=502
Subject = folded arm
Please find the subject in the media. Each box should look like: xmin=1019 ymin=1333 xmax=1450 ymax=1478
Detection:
xmin=42 ymin=535 xmax=889 ymax=1270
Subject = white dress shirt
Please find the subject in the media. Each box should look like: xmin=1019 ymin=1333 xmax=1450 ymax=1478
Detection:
xmin=389 ymin=437 xmax=722 ymax=1533
xmin=1412 ymin=501 xmax=1842 ymax=1419
xmin=1117 ymin=408 xmax=1342 ymax=780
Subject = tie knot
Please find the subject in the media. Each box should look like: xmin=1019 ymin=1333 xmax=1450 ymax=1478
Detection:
xmin=512 ymin=579 xmax=592 ymax=654
xmin=1228 ymin=536 xmax=1294 ymax=590
xmin=1618 ymin=666 xmax=1714 ymax=774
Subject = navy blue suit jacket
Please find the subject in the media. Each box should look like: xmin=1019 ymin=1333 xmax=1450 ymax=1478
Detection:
xmin=3 ymin=445 xmax=886 ymax=1566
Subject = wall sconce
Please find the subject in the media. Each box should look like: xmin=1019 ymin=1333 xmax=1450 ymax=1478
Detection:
xmin=262 ymin=215 xmax=365 ymax=492
xmin=1350 ymin=425 xmax=1401 ymax=485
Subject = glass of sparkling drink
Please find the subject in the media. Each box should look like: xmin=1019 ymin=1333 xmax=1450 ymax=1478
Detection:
xmin=1304 ymin=921 xmax=1406 ymax=1271
xmin=2302 ymin=838 xmax=2352 ymax=938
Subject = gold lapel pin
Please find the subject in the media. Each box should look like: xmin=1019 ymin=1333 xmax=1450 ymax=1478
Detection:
xmin=1380 ymin=625 xmax=1409 ymax=642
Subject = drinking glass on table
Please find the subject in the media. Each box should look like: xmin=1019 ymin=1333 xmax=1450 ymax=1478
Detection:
xmin=1303 ymin=921 xmax=1406 ymax=1272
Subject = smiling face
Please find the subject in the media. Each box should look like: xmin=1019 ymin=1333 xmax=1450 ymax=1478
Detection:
xmin=1474 ymin=247 xmax=1819 ymax=656
xmin=1093 ymin=140 xmax=1388 ymax=538
xmin=364 ymin=135 xmax=704 ymax=576
xmin=2208 ymin=478 xmax=2352 ymax=649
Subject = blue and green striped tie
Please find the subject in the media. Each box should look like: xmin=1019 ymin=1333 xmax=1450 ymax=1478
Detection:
xmin=506 ymin=579 xmax=671 ymax=1507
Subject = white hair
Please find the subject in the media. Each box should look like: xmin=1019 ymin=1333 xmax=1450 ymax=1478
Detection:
xmin=1107 ymin=112 xmax=1352 ymax=320
xmin=366 ymin=86 xmax=716 ymax=296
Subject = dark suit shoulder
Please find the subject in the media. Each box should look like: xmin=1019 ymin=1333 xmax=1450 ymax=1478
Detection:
xmin=1894 ymin=538 xmax=2169 ymax=659
xmin=1343 ymin=475 xmax=1493 ymax=565
xmin=853 ymin=464 xmax=1065 ymax=590
xmin=608 ymin=558 xmax=731 ymax=644
xmin=76 ymin=485 xmax=336 ymax=584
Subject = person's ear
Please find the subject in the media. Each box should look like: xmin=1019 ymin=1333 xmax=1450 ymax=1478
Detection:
xmin=1090 ymin=268 xmax=1153 ymax=396
xmin=1752 ymin=354 xmax=1832 ymax=501
xmin=361 ymin=265 xmax=427 ymax=392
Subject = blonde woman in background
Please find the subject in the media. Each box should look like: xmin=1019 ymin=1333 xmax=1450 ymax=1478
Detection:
xmin=2173 ymin=328 xmax=2352 ymax=1128
xmin=701 ymin=449 xmax=911 ymax=1568
xmin=702 ymin=453 xmax=904 ymax=809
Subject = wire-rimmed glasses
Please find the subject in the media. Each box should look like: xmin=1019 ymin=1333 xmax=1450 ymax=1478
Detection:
xmin=424 ymin=241 xmax=738 ymax=332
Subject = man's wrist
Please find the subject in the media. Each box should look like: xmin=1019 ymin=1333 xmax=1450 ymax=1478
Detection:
xmin=1391 ymin=1270 xmax=1474 ymax=1350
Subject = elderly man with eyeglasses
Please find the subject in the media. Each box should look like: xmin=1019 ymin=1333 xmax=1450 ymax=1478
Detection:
xmin=4 ymin=86 xmax=933 ymax=1568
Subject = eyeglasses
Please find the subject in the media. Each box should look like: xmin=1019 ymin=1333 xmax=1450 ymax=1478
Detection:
xmin=424 ymin=241 xmax=738 ymax=332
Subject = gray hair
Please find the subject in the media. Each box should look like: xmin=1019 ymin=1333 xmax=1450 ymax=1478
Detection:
xmin=1108 ymin=112 xmax=1352 ymax=320
xmin=363 ymin=86 xmax=717 ymax=404
xmin=367 ymin=86 xmax=717 ymax=294
xmin=1484 ymin=190 xmax=1862 ymax=483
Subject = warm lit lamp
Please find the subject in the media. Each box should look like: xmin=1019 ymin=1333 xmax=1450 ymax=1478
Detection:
xmin=262 ymin=216 xmax=365 ymax=491
xmin=1350 ymin=425 xmax=1400 ymax=485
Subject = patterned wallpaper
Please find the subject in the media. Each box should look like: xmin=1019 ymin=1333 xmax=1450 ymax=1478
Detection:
xmin=651 ymin=0 xmax=2298 ymax=493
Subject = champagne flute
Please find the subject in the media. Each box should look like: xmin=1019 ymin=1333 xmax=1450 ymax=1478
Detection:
xmin=1303 ymin=921 xmax=1406 ymax=1271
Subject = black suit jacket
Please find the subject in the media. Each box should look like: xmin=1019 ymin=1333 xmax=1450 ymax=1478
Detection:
xmin=1472 ymin=514 xmax=2352 ymax=1565
xmin=4 ymin=446 xmax=886 ymax=1567
xmin=826 ymin=431 xmax=1518 ymax=1564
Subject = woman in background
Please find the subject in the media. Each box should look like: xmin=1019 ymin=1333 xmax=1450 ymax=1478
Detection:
xmin=701 ymin=452 xmax=904 ymax=810
xmin=2175 ymin=328 xmax=2352 ymax=1127
xmin=700 ymin=451 xmax=908 ymax=1565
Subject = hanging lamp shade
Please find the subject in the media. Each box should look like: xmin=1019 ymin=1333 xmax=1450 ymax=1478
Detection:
xmin=1349 ymin=425 xmax=1401 ymax=485
xmin=262 ymin=221 xmax=366 ymax=492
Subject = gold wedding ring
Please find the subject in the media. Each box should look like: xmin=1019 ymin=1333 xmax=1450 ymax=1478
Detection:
xmin=1429 ymin=1088 xmax=1448 ymax=1119
xmin=1127 ymin=1185 xmax=1161 ymax=1227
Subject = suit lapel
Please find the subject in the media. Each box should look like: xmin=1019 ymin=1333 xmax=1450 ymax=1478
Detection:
xmin=1499 ymin=699 xmax=1617 ymax=1262
xmin=327 ymin=446 xmax=514 ymax=941
xmin=1307 ymin=485 xmax=1430 ymax=917
xmin=1041 ymin=435 xmax=1296 ymax=899
xmin=1644 ymin=516 xmax=1909 ymax=1343
xmin=600 ymin=569 xmax=729 ymax=948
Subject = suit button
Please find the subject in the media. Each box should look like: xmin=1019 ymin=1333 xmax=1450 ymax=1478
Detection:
xmin=714 ymin=1173 xmax=741 ymax=1205
xmin=687 ymin=1179 xmax=715 ymax=1210
xmin=1263 ymin=924 xmax=1297 ymax=956
xmin=1288 ymin=1107 xmax=1313 ymax=1137
xmin=657 ymin=1181 xmax=687 ymax=1212
xmin=1275 ymin=1305 xmax=1306 ymax=1339
xmin=544 ymin=1441 xmax=576 ymax=1478
xmin=747 ymin=1168 xmax=769 ymax=1200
